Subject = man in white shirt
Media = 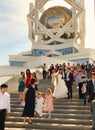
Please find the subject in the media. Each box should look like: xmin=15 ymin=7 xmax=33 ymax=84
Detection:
xmin=0 ymin=84 xmax=10 ymax=130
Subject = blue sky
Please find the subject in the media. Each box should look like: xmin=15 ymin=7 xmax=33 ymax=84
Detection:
xmin=0 ymin=0 xmax=95 ymax=65
xmin=0 ymin=0 xmax=32 ymax=65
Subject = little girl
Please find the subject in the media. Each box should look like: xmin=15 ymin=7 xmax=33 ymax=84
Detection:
xmin=35 ymin=92 xmax=44 ymax=118
xmin=51 ymin=69 xmax=57 ymax=92
xmin=18 ymin=71 xmax=25 ymax=104
xmin=44 ymin=88 xmax=53 ymax=119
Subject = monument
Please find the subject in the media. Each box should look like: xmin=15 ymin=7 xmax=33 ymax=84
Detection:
xmin=9 ymin=0 xmax=95 ymax=67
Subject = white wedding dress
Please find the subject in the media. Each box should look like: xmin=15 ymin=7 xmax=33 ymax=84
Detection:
xmin=53 ymin=74 xmax=68 ymax=99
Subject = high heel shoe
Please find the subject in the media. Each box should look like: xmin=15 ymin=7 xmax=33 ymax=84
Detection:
xmin=28 ymin=120 xmax=32 ymax=124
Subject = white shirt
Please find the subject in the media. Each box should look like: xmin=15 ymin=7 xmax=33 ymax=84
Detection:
xmin=35 ymin=97 xmax=44 ymax=109
xmin=0 ymin=91 xmax=10 ymax=113
xmin=92 ymin=79 xmax=95 ymax=87
xmin=66 ymin=72 xmax=70 ymax=81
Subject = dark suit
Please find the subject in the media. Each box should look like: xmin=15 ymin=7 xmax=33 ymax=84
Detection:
xmin=65 ymin=72 xmax=74 ymax=98
xmin=85 ymin=63 xmax=92 ymax=79
xmin=87 ymin=79 xmax=95 ymax=102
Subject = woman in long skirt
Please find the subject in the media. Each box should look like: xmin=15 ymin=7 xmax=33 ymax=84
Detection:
xmin=22 ymin=78 xmax=36 ymax=126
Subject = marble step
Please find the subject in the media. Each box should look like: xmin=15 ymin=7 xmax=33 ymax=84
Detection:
xmin=10 ymin=104 xmax=90 ymax=110
xmin=5 ymin=128 xmax=45 ymax=130
xmin=5 ymin=121 xmax=92 ymax=130
xmin=10 ymin=101 xmax=90 ymax=106
xmin=10 ymin=107 xmax=90 ymax=113
xmin=9 ymin=112 xmax=91 ymax=119
xmin=10 ymin=98 xmax=84 ymax=102
xmin=11 ymin=108 xmax=90 ymax=114
xmin=6 ymin=116 xmax=92 ymax=125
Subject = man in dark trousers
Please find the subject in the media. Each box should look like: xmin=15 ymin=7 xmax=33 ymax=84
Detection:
xmin=65 ymin=67 xmax=74 ymax=99
xmin=42 ymin=63 xmax=47 ymax=79
xmin=0 ymin=84 xmax=10 ymax=130
xmin=87 ymin=72 xmax=95 ymax=129
xmin=87 ymin=72 xmax=95 ymax=102
xmin=85 ymin=61 xmax=92 ymax=79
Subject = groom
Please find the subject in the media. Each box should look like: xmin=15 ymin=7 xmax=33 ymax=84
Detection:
xmin=65 ymin=67 xmax=74 ymax=99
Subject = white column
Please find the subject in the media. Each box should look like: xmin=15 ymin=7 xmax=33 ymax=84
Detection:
xmin=85 ymin=0 xmax=95 ymax=49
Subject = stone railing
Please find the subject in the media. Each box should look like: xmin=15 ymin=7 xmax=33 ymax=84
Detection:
xmin=58 ymin=49 xmax=95 ymax=61
xmin=9 ymin=55 xmax=36 ymax=62
xmin=0 ymin=66 xmax=42 ymax=77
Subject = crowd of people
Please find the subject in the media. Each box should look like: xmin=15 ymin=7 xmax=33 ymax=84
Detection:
xmin=17 ymin=61 xmax=95 ymax=127
xmin=42 ymin=61 xmax=95 ymax=100
xmin=1 ymin=61 xmax=95 ymax=129
xmin=42 ymin=61 xmax=95 ymax=129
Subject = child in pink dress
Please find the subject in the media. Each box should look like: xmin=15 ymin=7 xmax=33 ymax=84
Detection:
xmin=44 ymin=88 xmax=53 ymax=119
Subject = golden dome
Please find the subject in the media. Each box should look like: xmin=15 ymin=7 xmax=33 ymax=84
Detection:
xmin=40 ymin=6 xmax=72 ymax=29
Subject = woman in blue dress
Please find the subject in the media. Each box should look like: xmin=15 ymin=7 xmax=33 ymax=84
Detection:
xmin=22 ymin=78 xmax=36 ymax=126
xmin=18 ymin=71 xmax=25 ymax=103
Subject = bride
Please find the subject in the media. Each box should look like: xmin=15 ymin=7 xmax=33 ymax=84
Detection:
xmin=53 ymin=69 xmax=68 ymax=99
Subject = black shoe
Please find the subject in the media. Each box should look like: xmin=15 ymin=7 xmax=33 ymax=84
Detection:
xmin=92 ymin=126 xmax=95 ymax=130
xmin=35 ymin=112 xmax=39 ymax=115
xmin=23 ymin=124 xmax=26 ymax=127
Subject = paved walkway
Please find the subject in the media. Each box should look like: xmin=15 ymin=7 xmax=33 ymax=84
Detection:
xmin=0 ymin=76 xmax=19 ymax=93
xmin=0 ymin=76 xmax=13 ymax=85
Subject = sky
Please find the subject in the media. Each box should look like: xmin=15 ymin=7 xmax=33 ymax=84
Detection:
xmin=0 ymin=0 xmax=95 ymax=65
xmin=0 ymin=0 xmax=32 ymax=65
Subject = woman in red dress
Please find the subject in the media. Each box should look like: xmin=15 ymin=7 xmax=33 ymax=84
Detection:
xmin=25 ymin=69 xmax=32 ymax=87
xmin=21 ymin=69 xmax=33 ymax=106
